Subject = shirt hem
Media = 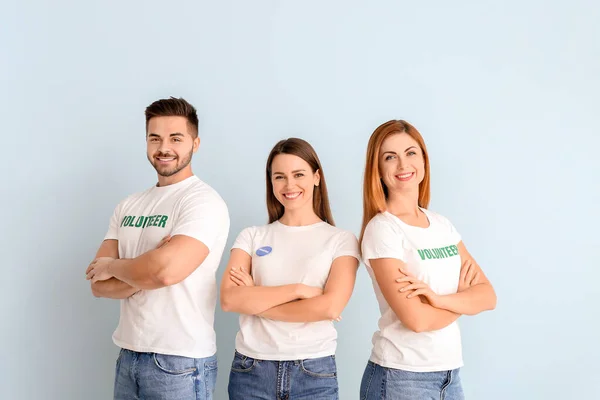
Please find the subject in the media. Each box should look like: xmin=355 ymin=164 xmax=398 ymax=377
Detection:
xmin=113 ymin=338 xmax=216 ymax=359
xmin=369 ymin=355 xmax=464 ymax=372
xmin=235 ymin=348 xmax=336 ymax=361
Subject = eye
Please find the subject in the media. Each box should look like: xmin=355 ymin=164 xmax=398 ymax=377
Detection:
xmin=407 ymin=151 xmax=417 ymax=156
xmin=150 ymin=138 xmax=159 ymax=142
xmin=173 ymin=138 xmax=182 ymax=142
xmin=385 ymin=154 xmax=396 ymax=161
xmin=294 ymin=173 xmax=304 ymax=178
xmin=274 ymin=176 xmax=283 ymax=180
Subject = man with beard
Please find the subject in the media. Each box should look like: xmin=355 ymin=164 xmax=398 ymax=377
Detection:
xmin=86 ymin=97 xmax=230 ymax=400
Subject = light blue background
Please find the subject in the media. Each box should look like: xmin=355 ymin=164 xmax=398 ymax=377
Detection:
xmin=2 ymin=1 xmax=598 ymax=399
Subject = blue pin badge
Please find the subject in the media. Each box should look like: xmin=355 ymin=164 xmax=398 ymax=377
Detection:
xmin=256 ymin=246 xmax=272 ymax=257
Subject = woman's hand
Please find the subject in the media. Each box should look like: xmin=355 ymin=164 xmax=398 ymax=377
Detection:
xmin=458 ymin=259 xmax=480 ymax=292
xmin=395 ymin=268 xmax=443 ymax=308
xmin=229 ymin=266 xmax=255 ymax=287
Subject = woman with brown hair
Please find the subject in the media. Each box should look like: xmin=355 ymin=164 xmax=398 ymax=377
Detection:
xmin=359 ymin=120 xmax=497 ymax=399
xmin=220 ymin=138 xmax=359 ymax=399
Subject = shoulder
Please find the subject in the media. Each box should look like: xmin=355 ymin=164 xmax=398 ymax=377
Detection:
xmin=364 ymin=212 xmax=400 ymax=236
xmin=237 ymin=223 xmax=273 ymax=238
xmin=182 ymin=178 xmax=229 ymax=211
xmin=325 ymin=224 xmax=358 ymax=243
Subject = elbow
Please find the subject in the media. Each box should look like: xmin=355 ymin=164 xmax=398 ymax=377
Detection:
xmin=395 ymin=313 xmax=431 ymax=333
xmin=154 ymin=273 xmax=178 ymax=288
xmin=91 ymin=282 xmax=104 ymax=298
xmin=324 ymin=302 xmax=344 ymax=321
xmin=403 ymin=320 xmax=428 ymax=333
xmin=487 ymin=293 xmax=497 ymax=311
xmin=91 ymin=285 xmax=102 ymax=298
xmin=152 ymin=260 xmax=185 ymax=288
xmin=220 ymin=292 xmax=233 ymax=313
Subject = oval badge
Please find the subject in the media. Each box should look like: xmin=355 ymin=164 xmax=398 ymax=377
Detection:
xmin=256 ymin=246 xmax=272 ymax=257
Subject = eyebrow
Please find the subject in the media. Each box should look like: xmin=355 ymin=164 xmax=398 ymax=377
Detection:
xmin=272 ymin=169 xmax=307 ymax=175
xmin=147 ymin=132 xmax=185 ymax=138
xmin=381 ymin=146 xmax=417 ymax=156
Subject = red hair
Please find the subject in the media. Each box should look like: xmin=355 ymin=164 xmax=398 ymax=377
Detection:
xmin=360 ymin=120 xmax=431 ymax=244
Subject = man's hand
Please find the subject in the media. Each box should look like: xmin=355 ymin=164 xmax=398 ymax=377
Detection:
xmin=86 ymin=257 xmax=115 ymax=283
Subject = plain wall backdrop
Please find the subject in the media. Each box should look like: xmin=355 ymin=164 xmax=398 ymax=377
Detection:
xmin=2 ymin=1 xmax=598 ymax=399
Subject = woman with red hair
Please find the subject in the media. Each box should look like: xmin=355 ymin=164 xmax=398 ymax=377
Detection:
xmin=359 ymin=120 xmax=497 ymax=399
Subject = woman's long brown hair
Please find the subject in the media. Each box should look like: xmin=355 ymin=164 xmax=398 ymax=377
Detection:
xmin=265 ymin=138 xmax=335 ymax=225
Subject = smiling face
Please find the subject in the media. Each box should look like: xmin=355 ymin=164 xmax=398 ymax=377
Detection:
xmin=146 ymin=116 xmax=199 ymax=179
xmin=378 ymin=132 xmax=425 ymax=195
xmin=270 ymin=153 xmax=320 ymax=214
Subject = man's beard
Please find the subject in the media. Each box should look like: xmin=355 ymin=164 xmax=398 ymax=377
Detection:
xmin=148 ymin=147 xmax=193 ymax=177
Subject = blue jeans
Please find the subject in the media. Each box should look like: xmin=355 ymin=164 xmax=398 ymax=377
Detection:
xmin=228 ymin=351 xmax=339 ymax=399
xmin=360 ymin=361 xmax=465 ymax=400
xmin=113 ymin=348 xmax=218 ymax=400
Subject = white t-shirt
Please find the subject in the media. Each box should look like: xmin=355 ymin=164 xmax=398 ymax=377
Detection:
xmin=232 ymin=221 xmax=359 ymax=361
xmin=361 ymin=209 xmax=463 ymax=372
xmin=104 ymin=175 xmax=230 ymax=358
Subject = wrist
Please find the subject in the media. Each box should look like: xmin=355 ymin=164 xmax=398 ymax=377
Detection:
xmin=107 ymin=258 xmax=120 ymax=278
xmin=433 ymin=294 xmax=449 ymax=309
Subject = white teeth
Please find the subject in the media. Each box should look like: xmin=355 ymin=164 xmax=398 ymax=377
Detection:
xmin=398 ymin=173 xmax=412 ymax=178
xmin=284 ymin=192 xmax=301 ymax=199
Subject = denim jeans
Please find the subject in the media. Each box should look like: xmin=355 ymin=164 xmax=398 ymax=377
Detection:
xmin=360 ymin=361 xmax=465 ymax=400
xmin=228 ymin=351 xmax=339 ymax=399
xmin=113 ymin=348 xmax=218 ymax=400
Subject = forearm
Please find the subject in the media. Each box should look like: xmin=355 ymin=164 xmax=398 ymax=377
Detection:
xmin=392 ymin=298 xmax=460 ymax=332
xmin=259 ymin=294 xmax=335 ymax=323
xmin=416 ymin=305 xmax=460 ymax=331
xmin=437 ymin=283 xmax=497 ymax=315
xmin=221 ymin=284 xmax=302 ymax=315
xmin=91 ymin=278 xmax=139 ymax=299
xmin=108 ymin=253 xmax=165 ymax=290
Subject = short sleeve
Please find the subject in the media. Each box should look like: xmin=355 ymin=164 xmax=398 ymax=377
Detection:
xmin=103 ymin=201 xmax=124 ymax=241
xmin=446 ymin=219 xmax=461 ymax=244
xmin=333 ymin=230 xmax=360 ymax=261
xmin=231 ymin=227 xmax=255 ymax=256
xmin=170 ymin=192 xmax=230 ymax=251
xmin=361 ymin=215 xmax=405 ymax=263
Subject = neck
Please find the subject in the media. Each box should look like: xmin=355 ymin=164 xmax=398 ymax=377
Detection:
xmin=386 ymin=188 xmax=421 ymax=217
xmin=157 ymin=167 xmax=194 ymax=187
xmin=279 ymin=206 xmax=322 ymax=226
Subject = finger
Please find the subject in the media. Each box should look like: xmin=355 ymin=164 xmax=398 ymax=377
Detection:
xmin=85 ymin=261 xmax=97 ymax=274
xmin=241 ymin=277 xmax=253 ymax=286
xmin=395 ymin=276 xmax=417 ymax=283
xmin=399 ymin=283 xmax=426 ymax=292
xmin=407 ymin=288 xmax=428 ymax=298
xmin=229 ymin=275 xmax=244 ymax=286
xmin=461 ymin=263 xmax=472 ymax=284
xmin=471 ymin=271 xmax=480 ymax=285
xmin=465 ymin=264 xmax=476 ymax=284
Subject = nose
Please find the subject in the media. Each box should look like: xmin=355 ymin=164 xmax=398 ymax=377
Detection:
xmin=158 ymin=142 xmax=172 ymax=154
xmin=397 ymin=156 xmax=405 ymax=169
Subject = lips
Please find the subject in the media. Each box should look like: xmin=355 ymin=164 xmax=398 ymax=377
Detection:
xmin=282 ymin=192 xmax=302 ymax=200
xmin=155 ymin=155 xmax=176 ymax=164
xmin=395 ymin=172 xmax=414 ymax=181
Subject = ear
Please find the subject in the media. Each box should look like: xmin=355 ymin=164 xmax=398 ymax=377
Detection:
xmin=192 ymin=137 xmax=200 ymax=153
xmin=314 ymin=169 xmax=321 ymax=187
